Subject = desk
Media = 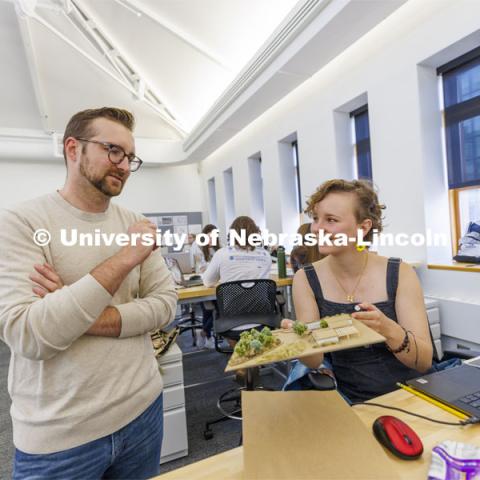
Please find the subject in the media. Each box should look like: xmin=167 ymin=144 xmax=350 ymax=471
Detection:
xmin=157 ymin=388 xmax=479 ymax=480
xmin=177 ymin=284 xmax=216 ymax=302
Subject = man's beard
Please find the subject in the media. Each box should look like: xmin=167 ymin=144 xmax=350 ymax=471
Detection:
xmin=79 ymin=156 xmax=126 ymax=197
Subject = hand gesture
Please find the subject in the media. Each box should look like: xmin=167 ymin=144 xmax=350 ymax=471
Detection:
xmin=280 ymin=318 xmax=294 ymax=329
xmin=351 ymin=302 xmax=394 ymax=337
xmin=122 ymin=220 xmax=158 ymax=266
xmin=29 ymin=263 xmax=64 ymax=298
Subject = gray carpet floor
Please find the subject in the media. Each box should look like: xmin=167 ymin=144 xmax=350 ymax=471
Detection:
xmin=0 ymin=329 xmax=285 ymax=479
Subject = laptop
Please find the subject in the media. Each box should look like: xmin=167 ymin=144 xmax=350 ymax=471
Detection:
xmin=166 ymin=252 xmax=193 ymax=274
xmin=406 ymin=363 xmax=480 ymax=418
xmin=165 ymin=257 xmax=203 ymax=288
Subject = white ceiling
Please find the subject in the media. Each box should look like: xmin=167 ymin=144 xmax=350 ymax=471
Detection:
xmin=0 ymin=0 xmax=408 ymax=164
xmin=0 ymin=0 xmax=298 ymax=139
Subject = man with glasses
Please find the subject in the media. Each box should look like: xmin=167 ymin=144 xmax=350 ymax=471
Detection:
xmin=0 ymin=107 xmax=177 ymax=479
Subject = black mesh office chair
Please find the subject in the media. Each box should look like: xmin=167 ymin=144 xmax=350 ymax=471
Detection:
xmin=204 ymin=279 xmax=283 ymax=440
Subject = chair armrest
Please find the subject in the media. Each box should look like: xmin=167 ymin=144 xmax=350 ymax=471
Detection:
xmin=307 ymin=370 xmax=336 ymax=391
xmin=443 ymin=348 xmax=480 ymax=360
xmin=276 ymin=293 xmax=285 ymax=307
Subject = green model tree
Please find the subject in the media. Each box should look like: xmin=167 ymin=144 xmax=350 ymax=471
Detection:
xmin=234 ymin=327 xmax=279 ymax=358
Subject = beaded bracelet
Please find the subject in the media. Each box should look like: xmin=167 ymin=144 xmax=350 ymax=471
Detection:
xmin=408 ymin=330 xmax=419 ymax=368
xmin=387 ymin=327 xmax=410 ymax=354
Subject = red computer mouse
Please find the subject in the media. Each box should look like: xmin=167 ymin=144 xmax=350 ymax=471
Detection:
xmin=372 ymin=416 xmax=423 ymax=460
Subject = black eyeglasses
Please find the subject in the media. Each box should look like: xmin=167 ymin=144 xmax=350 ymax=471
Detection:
xmin=75 ymin=138 xmax=143 ymax=172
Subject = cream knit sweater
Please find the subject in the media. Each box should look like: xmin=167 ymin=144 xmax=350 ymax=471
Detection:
xmin=0 ymin=192 xmax=177 ymax=454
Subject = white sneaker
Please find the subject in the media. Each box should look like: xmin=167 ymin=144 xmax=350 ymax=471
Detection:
xmin=204 ymin=337 xmax=215 ymax=349
xmin=196 ymin=331 xmax=206 ymax=349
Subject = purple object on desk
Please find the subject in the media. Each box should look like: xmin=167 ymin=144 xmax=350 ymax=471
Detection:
xmin=430 ymin=445 xmax=480 ymax=480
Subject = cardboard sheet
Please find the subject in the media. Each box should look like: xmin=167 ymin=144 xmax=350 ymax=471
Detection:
xmin=242 ymin=391 xmax=399 ymax=480
xmin=225 ymin=319 xmax=385 ymax=372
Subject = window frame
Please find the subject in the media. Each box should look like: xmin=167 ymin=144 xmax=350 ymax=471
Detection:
xmin=449 ymin=185 xmax=480 ymax=254
xmin=438 ymin=47 xmax=480 ymax=255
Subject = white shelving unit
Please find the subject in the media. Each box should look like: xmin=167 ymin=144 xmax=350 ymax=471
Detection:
xmin=157 ymin=343 xmax=188 ymax=464
xmin=425 ymin=297 xmax=442 ymax=361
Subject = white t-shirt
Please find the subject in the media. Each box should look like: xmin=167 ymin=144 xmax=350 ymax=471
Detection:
xmin=202 ymin=246 xmax=272 ymax=287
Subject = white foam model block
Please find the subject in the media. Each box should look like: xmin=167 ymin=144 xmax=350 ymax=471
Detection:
xmin=335 ymin=326 xmax=359 ymax=338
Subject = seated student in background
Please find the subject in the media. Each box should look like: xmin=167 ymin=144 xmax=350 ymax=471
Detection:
xmin=202 ymin=216 xmax=272 ymax=287
xmin=190 ymin=224 xmax=220 ymax=349
xmin=283 ymin=179 xmax=433 ymax=402
xmin=181 ymin=233 xmax=195 ymax=254
xmin=290 ymin=222 xmax=325 ymax=272
xmin=190 ymin=225 xmax=219 ymax=274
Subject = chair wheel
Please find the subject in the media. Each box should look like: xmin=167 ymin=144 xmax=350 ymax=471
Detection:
xmin=204 ymin=429 xmax=214 ymax=440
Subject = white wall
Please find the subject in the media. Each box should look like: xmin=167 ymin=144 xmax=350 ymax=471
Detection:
xmin=118 ymin=164 xmax=205 ymax=214
xmin=0 ymin=159 xmax=205 ymax=215
xmin=199 ymin=0 xmax=480 ymax=347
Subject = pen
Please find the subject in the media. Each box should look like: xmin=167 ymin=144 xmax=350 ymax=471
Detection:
xmin=396 ymin=382 xmax=470 ymax=420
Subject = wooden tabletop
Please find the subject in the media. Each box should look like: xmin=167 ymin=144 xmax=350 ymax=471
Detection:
xmin=157 ymin=388 xmax=479 ymax=480
xmin=177 ymin=275 xmax=293 ymax=301
xmin=428 ymin=261 xmax=480 ymax=273
xmin=177 ymin=284 xmax=215 ymax=301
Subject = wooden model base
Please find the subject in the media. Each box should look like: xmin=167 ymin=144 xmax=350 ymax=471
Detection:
xmin=225 ymin=315 xmax=385 ymax=372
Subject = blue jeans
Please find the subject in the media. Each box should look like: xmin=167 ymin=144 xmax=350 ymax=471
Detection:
xmin=13 ymin=394 xmax=163 ymax=480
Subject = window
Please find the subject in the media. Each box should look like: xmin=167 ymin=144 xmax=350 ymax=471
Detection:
xmin=207 ymin=177 xmax=218 ymax=225
xmin=277 ymin=134 xmax=301 ymax=247
xmin=223 ymin=168 xmax=235 ymax=228
xmin=292 ymin=141 xmax=302 ymax=213
xmin=350 ymin=105 xmax=373 ymax=181
xmin=458 ymin=188 xmax=480 ymax=235
xmin=248 ymin=154 xmax=265 ymax=229
xmin=438 ymin=47 xmax=480 ymax=249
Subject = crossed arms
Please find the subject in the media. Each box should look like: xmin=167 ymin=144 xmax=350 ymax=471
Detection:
xmin=0 ymin=213 xmax=177 ymax=360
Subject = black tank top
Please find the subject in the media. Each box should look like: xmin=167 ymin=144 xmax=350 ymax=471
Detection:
xmin=303 ymin=258 xmax=419 ymax=402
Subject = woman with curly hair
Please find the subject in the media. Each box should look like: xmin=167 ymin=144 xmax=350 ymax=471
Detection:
xmin=283 ymin=179 xmax=433 ymax=402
